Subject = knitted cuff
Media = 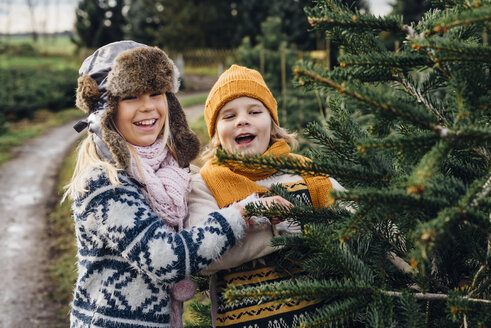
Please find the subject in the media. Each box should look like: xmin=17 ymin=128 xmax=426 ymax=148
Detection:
xmin=217 ymin=203 xmax=247 ymax=242
xmin=236 ymin=193 xmax=272 ymax=230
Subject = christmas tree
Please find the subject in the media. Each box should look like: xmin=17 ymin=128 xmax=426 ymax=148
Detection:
xmin=216 ymin=0 xmax=490 ymax=327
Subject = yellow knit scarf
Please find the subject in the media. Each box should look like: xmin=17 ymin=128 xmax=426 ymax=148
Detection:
xmin=201 ymin=140 xmax=334 ymax=208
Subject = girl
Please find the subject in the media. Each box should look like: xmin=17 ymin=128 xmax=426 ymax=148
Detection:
xmin=188 ymin=64 xmax=345 ymax=328
xmin=65 ymin=42 xmax=289 ymax=328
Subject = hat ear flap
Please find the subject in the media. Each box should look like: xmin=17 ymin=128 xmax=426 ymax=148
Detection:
xmin=76 ymin=74 xmax=102 ymax=113
xmin=100 ymin=95 xmax=131 ymax=169
xmin=166 ymin=93 xmax=200 ymax=167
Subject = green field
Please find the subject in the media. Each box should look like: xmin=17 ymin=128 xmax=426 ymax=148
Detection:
xmin=1 ymin=34 xmax=76 ymax=55
xmin=0 ymin=55 xmax=78 ymax=69
xmin=0 ymin=34 xmax=81 ymax=70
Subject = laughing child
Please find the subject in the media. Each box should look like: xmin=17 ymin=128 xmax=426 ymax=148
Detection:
xmin=187 ymin=65 xmax=344 ymax=328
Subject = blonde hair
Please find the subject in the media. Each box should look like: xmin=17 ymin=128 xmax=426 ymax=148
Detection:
xmin=201 ymin=119 xmax=297 ymax=161
xmin=64 ymin=95 xmax=173 ymax=201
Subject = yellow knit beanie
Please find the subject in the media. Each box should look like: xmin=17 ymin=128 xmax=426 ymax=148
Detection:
xmin=204 ymin=64 xmax=279 ymax=138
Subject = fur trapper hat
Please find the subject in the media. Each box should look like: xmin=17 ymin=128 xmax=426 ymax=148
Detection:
xmin=74 ymin=40 xmax=200 ymax=168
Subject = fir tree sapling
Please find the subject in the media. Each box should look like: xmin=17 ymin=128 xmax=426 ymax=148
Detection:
xmin=218 ymin=0 xmax=490 ymax=327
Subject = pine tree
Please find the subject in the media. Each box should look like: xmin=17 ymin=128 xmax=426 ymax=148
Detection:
xmin=217 ymin=0 xmax=491 ymax=327
xmin=390 ymin=0 xmax=433 ymax=24
xmin=72 ymin=0 xmax=125 ymax=49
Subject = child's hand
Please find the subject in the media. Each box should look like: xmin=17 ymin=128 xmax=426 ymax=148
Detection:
xmin=257 ymin=195 xmax=293 ymax=209
xmin=235 ymin=195 xmax=293 ymax=227
xmin=274 ymin=221 xmax=301 ymax=234
xmin=234 ymin=195 xmax=293 ymax=228
xmin=257 ymin=195 xmax=292 ymax=225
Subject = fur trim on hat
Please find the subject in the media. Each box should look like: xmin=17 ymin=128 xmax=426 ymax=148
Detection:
xmin=76 ymin=74 xmax=102 ymax=113
xmin=107 ymin=46 xmax=180 ymax=97
xmin=166 ymin=93 xmax=200 ymax=167
xmin=101 ymin=96 xmax=132 ymax=169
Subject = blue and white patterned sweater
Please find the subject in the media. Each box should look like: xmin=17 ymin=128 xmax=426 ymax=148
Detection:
xmin=70 ymin=168 xmax=246 ymax=328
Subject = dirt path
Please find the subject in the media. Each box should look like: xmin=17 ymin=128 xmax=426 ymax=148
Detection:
xmin=183 ymin=103 xmax=205 ymax=122
xmin=0 ymin=122 xmax=80 ymax=327
xmin=0 ymin=104 xmax=204 ymax=327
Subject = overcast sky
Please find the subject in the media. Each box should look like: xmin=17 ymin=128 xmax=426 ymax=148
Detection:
xmin=0 ymin=0 xmax=393 ymax=34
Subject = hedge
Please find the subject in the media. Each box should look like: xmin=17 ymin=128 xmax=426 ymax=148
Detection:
xmin=0 ymin=67 xmax=78 ymax=126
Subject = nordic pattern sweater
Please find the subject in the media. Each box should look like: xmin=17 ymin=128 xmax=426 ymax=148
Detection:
xmin=70 ymin=168 xmax=246 ymax=328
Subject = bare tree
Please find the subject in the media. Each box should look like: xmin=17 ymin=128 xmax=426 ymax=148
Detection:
xmin=40 ymin=0 xmax=50 ymax=43
xmin=1 ymin=0 xmax=13 ymax=39
xmin=26 ymin=0 xmax=39 ymax=42
xmin=51 ymin=0 xmax=59 ymax=44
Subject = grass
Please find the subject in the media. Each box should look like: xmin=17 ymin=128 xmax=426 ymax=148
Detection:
xmin=0 ymin=109 xmax=84 ymax=166
xmin=0 ymin=55 xmax=78 ymax=69
xmin=47 ymin=146 xmax=79 ymax=327
xmin=0 ymin=34 xmax=82 ymax=70
xmin=1 ymin=34 xmax=76 ymax=56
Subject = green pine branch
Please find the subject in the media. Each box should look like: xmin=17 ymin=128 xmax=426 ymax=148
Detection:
xmin=330 ymin=65 xmax=396 ymax=82
xmin=224 ymin=279 xmax=373 ymax=303
xmin=381 ymin=290 xmax=490 ymax=304
xmin=340 ymin=51 xmax=491 ymax=68
xmin=421 ymin=206 xmax=489 ymax=244
xmin=302 ymin=224 xmax=375 ymax=282
xmin=429 ymin=4 xmax=491 ymax=34
xmin=393 ymin=73 xmax=449 ymax=125
xmin=315 ymin=0 xmax=354 ymax=15
xmin=338 ymin=205 xmax=372 ymax=241
xmin=305 ymin=121 xmax=361 ymax=163
xmin=294 ymin=67 xmax=439 ymax=129
xmin=447 ymin=290 xmax=491 ymax=326
xmin=436 ymin=127 xmax=491 ymax=144
xmin=357 ymin=134 xmax=440 ymax=152
xmin=184 ymin=299 xmax=212 ymax=328
xmin=307 ymin=11 xmax=402 ymax=32
xmin=466 ymin=172 xmax=491 ymax=209
xmin=223 ymin=278 xmax=490 ymax=307
xmin=338 ymin=52 xmax=433 ymax=68
xmin=244 ymin=201 xmax=340 ymax=225
xmin=411 ymin=37 xmax=491 ymax=59
xmin=468 ymin=234 xmax=490 ymax=298
xmin=332 ymin=189 xmax=450 ymax=212
xmin=215 ymin=149 xmax=391 ymax=183
xmin=269 ymin=233 xmax=317 ymax=249
xmin=407 ymin=141 xmax=450 ymax=194
xmin=301 ymin=251 xmax=350 ymax=278
xmin=305 ymin=3 xmax=393 ymax=53
xmin=411 ymin=173 xmax=490 ymax=254
xmin=397 ymin=291 xmax=426 ymax=328
xmin=299 ymin=298 xmax=369 ymax=328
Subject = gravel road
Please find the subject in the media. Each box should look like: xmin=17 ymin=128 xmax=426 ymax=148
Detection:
xmin=0 ymin=104 xmax=204 ymax=327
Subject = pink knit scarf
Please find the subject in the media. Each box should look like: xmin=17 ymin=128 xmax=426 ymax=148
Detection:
xmin=128 ymin=138 xmax=196 ymax=328
xmin=128 ymin=138 xmax=191 ymax=230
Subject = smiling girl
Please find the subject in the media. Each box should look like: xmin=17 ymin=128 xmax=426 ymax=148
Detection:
xmin=65 ymin=43 xmax=289 ymax=328
xmin=187 ymin=64 xmax=345 ymax=328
